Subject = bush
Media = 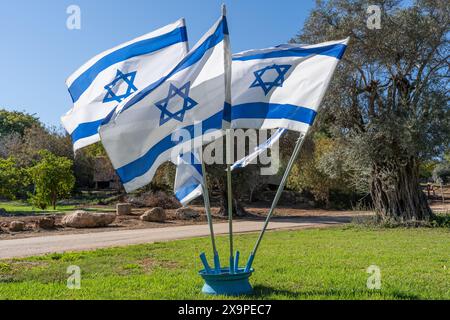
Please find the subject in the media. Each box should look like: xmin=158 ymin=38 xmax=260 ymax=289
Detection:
xmin=0 ymin=157 xmax=28 ymax=200
xmin=28 ymin=150 xmax=75 ymax=210
xmin=287 ymin=133 xmax=360 ymax=207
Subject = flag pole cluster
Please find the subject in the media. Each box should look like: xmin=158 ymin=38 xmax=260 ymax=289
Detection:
xmin=61 ymin=4 xmax=348 ymax=278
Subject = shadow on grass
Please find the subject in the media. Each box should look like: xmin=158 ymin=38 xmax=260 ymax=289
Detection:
xmin=249 ymin=285 xmax=420 ymax=300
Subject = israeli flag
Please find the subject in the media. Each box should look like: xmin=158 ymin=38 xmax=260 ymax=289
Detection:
xmin=173 ymin=150 xmax=204 ymax=206
xmin=99 ymin=13 xmax=231 ymax=192
xmin=231 ymin=128 xmax=286 ymax=171
xmin=62 ymin=19 xmax=189 ymax=151
xmin=231 ymin=38 xmax=349 ymax=133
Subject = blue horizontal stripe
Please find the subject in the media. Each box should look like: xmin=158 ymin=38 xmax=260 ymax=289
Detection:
xmin=231 ymin=102 xmax=317 ymax=125
xmin=68 ymin=26 xmax=188 ymax=103
xmin=117 ymin=110 xmax=223 ymax=184
xmin=118 ymin=17 xmax=228 ymax=115
xmin=232 ymin=43 xmax=347 ymax=61
xmin=176 ymin=180 xmax=201 ymax=202
xmin=70 ymin=107 xmax=117 ymax=144
xmin=71 ymin=118 xmax=104 ymax=144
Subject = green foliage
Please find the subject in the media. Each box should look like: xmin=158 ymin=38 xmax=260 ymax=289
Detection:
xmin=432 ymin=161 xmax=450 ymax=184
xmin=287 ymin=133 xmax=357 ymax=206
xmin=28 ymin=150 xmax=75 ymax=210
xmin=0 ymin=109 xmax=40 ymax=137
xmin=419 ymin=161 xmax=438 ymax=180
xmin=431 ymin=214 xmax=450 ymax=228
xmin=0 ymin=157 xmax=28 ymax=200
xmin=295 ymin=0 xmax=449 ymax=220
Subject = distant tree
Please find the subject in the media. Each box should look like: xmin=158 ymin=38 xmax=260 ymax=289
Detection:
xmin=0 ymin=109 xmax=40 ymax=137
xmin=0 ymin=157 xmax=28 ymax=200
xmin=28 ymin=150 xmax=75 ymax=210
xmin=432 ymin=162 xmax=450 ymax=184
xmin=295 ymin=0 xmax=450 ymax=221
xmin=0 ymin=132 xmax=22 ymax=159
xmin=0 ymin=121 xmax=73 ymax=166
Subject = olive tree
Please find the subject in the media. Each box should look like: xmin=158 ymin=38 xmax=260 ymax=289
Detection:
xmin=295 ymin=0 xmax=450 ymax=221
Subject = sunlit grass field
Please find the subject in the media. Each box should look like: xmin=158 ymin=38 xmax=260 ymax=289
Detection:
xmin=0 ymin=201 xmax=114 ymax=215
xmin=0 ymin=226 xmax=448 ymax=300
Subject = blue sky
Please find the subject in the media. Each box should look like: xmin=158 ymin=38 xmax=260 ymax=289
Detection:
xmin=0 ymin=0 xmax=315 ymax=127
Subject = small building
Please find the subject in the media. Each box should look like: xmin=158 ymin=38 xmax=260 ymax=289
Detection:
xmin=93 ymin=156 xmax=121 ymax=190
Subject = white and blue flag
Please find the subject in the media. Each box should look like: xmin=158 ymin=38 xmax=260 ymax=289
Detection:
xmin=173 ymin=150 xmax=204 ymax=206
xmin=99 ymin=13 xmax=231 ymax=192
xmin=230 ymin=38 xmax=349 ymax=133
xmin=61 ymin=19 xmax=189 ymax=151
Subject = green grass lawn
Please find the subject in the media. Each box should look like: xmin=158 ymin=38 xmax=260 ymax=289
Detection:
xmin=0 ymin=201 xmax=114 ymax=215
xmin=0 ymin=226 xmax=448 ymax=300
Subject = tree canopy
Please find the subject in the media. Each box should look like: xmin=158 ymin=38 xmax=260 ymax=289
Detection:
xmin=0 ymin=109 xmax=40 ymax=137
xmin=28 ymin=150 xmax=75 ymax=210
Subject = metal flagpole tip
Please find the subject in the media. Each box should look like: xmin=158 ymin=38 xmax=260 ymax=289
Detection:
xmin=221 ymin=4 xmax=227 ymax=16
xmin=199 ymin=267 xmax=254 ymax=296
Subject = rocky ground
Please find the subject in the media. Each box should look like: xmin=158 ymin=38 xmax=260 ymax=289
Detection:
xmin=0 ymin=186 xmax=447 ymax=240
xmin=0 ymin=203 xmax=371 ymax=240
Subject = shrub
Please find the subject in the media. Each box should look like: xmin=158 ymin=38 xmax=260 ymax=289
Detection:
xmin=28 ymin=150 xmax=75 ymax=210
xmin=0 ymin=157 xmax=28 ymax=200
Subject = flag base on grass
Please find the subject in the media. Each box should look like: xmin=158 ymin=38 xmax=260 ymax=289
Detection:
xmin=199 ymin=268 xmax=254 ymax=296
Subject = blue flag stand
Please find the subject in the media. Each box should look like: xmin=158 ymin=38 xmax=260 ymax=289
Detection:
xmin=197 ymin=130 xmax=305 ymax=296
xmin=196 ymin=4 xmax=254 ymax=296
xmin=197 ymin=125 xmax=255 ymax=296
xmin=197 ymin=4 xmax=305 ymax=296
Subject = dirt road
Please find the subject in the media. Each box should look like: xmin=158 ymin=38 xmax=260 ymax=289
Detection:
xmin=0 ymin=215 xmax=353 ymax=259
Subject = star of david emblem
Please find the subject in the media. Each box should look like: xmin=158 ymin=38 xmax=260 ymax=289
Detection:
xmin=250 ymin=64 xmax=292 ymax=95
xmin=103 ymin=69 xmax=138 ymax=104
xmin=155 ymin=82 xmax=198 ymax=126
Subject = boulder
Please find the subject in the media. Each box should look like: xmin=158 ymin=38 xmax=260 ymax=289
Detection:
xmin=36 ymin=216 xmax=55 ymax=229
xmin=62 ymin=211 xmax=116 ymax=228
xmin=175 ymin=207 xmax=200 ymax=220
xmin=140 ymin=207 xmax=166 ymax=222
xmin=9 ymin=221 xmax=25 ymax=232
xmin=116 ymin=203 xmax=132 ymax=216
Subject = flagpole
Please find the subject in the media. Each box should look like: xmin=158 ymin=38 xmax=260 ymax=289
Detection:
xmin=200 ymin=159 xmax=221 ymax=272
xmin=226 ymin=128 xmax=235 ymax=273
xmin=220 ymin=3 xmax=235 ymax=274
xmin=245 ymin=132 xmax=306 ymax=272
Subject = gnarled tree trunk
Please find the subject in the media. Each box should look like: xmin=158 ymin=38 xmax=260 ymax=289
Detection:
xmin=218 ymin=189 xmax=248 ymax=217
xmin=370 ymin=157 xmax=433 ymax=221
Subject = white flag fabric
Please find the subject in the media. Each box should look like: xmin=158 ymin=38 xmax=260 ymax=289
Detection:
xmin=99 ymin=13 xmax=231 ymax=192
xmin=230 ymin=128 xmax=286 ymax=171
xmin=173 ymin=150 xmax=203 ymax=206
xmin=230 ymin=39 xmax=349 ymax=133
xmin=61 ymin=19 xmax=188 ymax=151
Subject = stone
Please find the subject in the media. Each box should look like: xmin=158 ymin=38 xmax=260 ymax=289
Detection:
xmin=175 ymin=207 xmax=200 ymax=220
xmin=140 ymin=207 xmax=166 ymax=222
xmin=9 ymin=221 xmax=25 ymax=232
xmin=36 ymin=216 xmax=55 ymax=229
xmin=62 ymin=210 xmax=116 ymax=228
xmin=116 ymin=203 xmax=132 ymax=216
